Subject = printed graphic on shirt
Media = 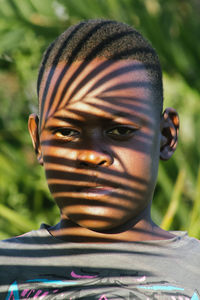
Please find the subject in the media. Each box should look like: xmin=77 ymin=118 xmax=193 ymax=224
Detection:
xmin=5 ymin=269 xmax=199 ymax=300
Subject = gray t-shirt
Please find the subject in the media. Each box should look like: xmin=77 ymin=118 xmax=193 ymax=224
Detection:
xmin=0 ymin=225 xmax=199 ymax=299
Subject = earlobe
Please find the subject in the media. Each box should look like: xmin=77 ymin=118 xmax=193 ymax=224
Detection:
xmin=28 ymin=113 xmax=43 ymax=165
xmin=160 ymin=108 xmax=179 ymax=161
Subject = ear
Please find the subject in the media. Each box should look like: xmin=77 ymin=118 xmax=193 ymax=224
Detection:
xmin=160 ymin=108 xmax=179 ymax=161
xmin=28 ymin=113 xmax=43 ymax=165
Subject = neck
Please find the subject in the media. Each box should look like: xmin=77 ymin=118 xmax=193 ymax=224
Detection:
xmin=49 ymin=210 xmax=175 ymax=243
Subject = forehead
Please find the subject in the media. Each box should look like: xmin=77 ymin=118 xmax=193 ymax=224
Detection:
xmin=39 ymin=58 xmax=154 ymax=129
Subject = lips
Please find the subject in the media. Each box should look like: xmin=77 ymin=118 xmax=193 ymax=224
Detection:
xmin=81 ymin=186 xmax=115 ymax=195
xmin=48 ymin=179 xmax=120 ymax=196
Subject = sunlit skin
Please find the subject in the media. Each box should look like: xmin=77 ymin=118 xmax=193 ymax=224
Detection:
xmin=29 ymin=59 xmax=179 ymax=242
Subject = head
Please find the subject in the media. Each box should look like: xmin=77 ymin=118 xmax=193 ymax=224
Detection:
xmin=28 ymin=19 xmax=179 ymax=233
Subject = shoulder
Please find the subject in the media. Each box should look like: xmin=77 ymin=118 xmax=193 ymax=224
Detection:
xmin=0 ymin=228 xmax=57 ymax=280
xmin=166 ymin=231 xmax=200 ymax=253
xmin=167 ymin=231 xmax=200 ymax=271
xmin=0 ymin=227 xmax=55 ymax=254
xmin=173 ymin=231 xmax=200 ymax=250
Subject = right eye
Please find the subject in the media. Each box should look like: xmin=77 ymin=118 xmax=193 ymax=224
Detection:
xmin=106 ymin=125 xmax=138 ymax=140
xmin=53 ymin=128 xmax=80 ymax=139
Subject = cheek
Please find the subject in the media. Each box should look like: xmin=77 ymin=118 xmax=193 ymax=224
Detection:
xmin=120 ymin=149 xmax=152 ymax=180
xmin=41 ymin=143 xmax=79 ymax=188
xmin=42 ymin=143 xmax=77 ymax=166
xmin=114 ymin=133 xmax=153 ymax=177
xmin=114 ymin=133 xmax=159 ymax=192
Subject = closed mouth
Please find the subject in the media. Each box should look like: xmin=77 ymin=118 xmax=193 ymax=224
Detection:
xmin=80 ymin=186 xmax=115 ymax=195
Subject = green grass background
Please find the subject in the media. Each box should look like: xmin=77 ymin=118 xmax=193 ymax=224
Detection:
xmin=0 ymin=0 xmax=200 ymax=239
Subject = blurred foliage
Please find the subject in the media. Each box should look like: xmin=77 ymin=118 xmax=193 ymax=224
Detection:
xmin=0 ymin=0 xmax=200 ymax=239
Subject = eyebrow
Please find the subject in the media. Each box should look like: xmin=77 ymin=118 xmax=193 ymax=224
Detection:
xmin=54 ymin=110 xmax=135 ymax=121
xmin=46 ymin=111 xmax=141 ymax=129
xmin=45 ymin=115 xmax=84 ymax=128
xmin=112 ymin=112 xmax=133 ymax=118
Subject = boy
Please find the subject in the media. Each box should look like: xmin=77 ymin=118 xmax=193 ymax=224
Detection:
xmin=0 ymin=19 xmax=199 ymax=299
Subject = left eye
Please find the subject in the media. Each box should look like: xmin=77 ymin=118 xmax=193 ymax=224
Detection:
xmin=53 ymin=128 xmax=80 ymax=138
xmin=106 ymin=126 xmax=137 ymax=138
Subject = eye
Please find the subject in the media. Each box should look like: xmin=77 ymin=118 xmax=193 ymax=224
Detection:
xmin=53 ymin=128 xmax=80 ymax=139
xmin=106 ymin=126 xmax=138 ymax=140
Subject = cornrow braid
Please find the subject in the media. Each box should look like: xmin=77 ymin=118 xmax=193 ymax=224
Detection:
xmin=38 ymin=19 xmax=163 ymax=128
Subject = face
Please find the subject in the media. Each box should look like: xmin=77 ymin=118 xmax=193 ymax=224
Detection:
xmin=29 ymin=58 xmax=178 ymax=233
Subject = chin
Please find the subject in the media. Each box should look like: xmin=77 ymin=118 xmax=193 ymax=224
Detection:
xmin=62 ymin=205 xmax=144 ymax=233
xmin=73 ymin=218 xmax=118 ymax=232
xmin=70 ymin=214 xmax=134 ymax=234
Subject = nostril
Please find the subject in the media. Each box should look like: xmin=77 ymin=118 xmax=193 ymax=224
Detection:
xmin=98 ymin=160 xmax=107 ymax=166
xmin=79 ymin=161 xmax=89 ymax=167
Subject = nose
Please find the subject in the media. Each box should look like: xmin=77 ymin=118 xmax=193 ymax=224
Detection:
xmin=77 ymin=150 xmax=113 ymax=168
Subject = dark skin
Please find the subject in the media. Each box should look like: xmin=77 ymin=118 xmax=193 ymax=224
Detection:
xmin=28 ymin=59 xmax=179 ymax=243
